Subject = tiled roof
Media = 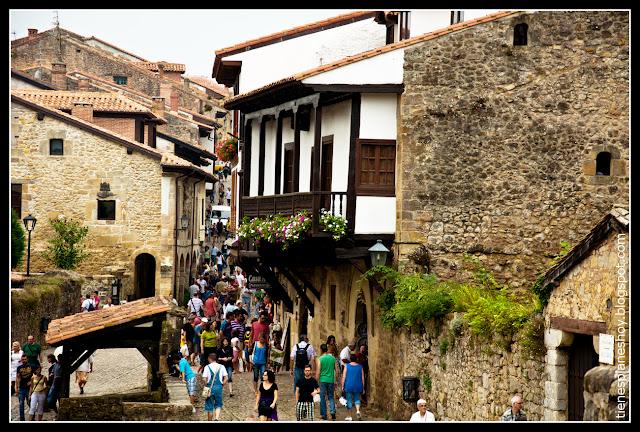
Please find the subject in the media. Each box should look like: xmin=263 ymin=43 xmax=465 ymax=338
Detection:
xmin=539 ymin=208 xmax=629 ymax=289
xmin=161 ymin=152 xmax=217 ymax=182
xmin=224 ymin=10 xmax=521 ymax=107
xmin=45 ymin=296 xmax=172 ymax=345
xmin=83 ymin=36 xmax=148 ymax=61
xmin=137 ymin=62 xmax=186 ymax=73
xmin=12 ymin=89 xmax=153 ymax=114
xmin=186 ymin=76 xmax=230 ymax=96
xmin=215 ymin=11 xmax=378 ymax=57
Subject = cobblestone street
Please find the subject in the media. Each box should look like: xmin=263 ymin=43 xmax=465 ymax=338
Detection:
xmin=11 ymin=348 xmax=388 ymax=422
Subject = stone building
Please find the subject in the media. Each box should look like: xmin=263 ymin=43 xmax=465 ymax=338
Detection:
xmin=539 ymin=208 xmax=629 ymax=420
xmin=222 ymin=10 xmax=628 ymax=420
xmin=11 ymin=92 xmax=216 ymax=302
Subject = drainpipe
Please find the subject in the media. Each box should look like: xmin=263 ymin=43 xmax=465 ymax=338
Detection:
xmin=188 ymin=178 xmax=202 ymax=285
xmin=173 ymin=173 xmax=189 ymax=303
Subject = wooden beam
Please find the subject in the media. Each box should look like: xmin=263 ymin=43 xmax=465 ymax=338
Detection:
xmin=312 ymin=105 xmax=322 ymax=234
xmin=255 ymin=264 xmax=294 ymax=310
xmin=274 ymin=114 xmax=283 ymax=195
xmin=288 ymin=267 xmax=321 ymax=301
xmin=550 ymin=316 xmax=607 ymax=336
xmin=293 ymin=110 xmax=300 ymax=193
xmin=346 ymin=94 xmax=360 ymax=234
xmin=278 ymin=266 xmax=314 ymax=317
xmin=68 ymin=347 xmax=97 ymax=374
xmin=307 ymin=83 xmax=405 ymax=94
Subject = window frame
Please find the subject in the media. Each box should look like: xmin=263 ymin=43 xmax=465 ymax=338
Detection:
xmin=97 ymin=199 xmax=116 ymax=221
xmin=113 ymin=75 xmax=128 ymax=86
xmin=596 ymin=152 xmax=612 ymax=176
xmin=355 ymin=138 xmax=396 ymax=196
xmin=49 ymin=138 xmax=64 ymax=156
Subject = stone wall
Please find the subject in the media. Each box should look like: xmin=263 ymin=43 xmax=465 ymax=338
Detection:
xmin=11 ymin=102 xmax=166 ymax=295
xmin=58 ymin=389 xmax=164 ymax=421
xmin=583 ymin=366 xmax=628 ymax=421
xmin=397 ymin=11 xmax=629 ymax=287
xmin=10 ymin=270 xmax=83 ymax=347
xmin=373 ymin=313 xmax=546 ymax=421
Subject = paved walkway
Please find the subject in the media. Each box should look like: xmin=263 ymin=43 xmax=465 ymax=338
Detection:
xmin=11 ymin=348 xmax=387 ymax=422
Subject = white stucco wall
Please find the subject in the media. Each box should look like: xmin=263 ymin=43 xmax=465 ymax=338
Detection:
xmin=281 ymin=118 xmax=295 ymax=193
xmin=161 ymin=176 xmax=171 ymax=216
xmin=156 ymin=136 xmax=175 ymax=154
xmin=11 ymin=77 xmax=42 ymax=89
xmin=227 ymin=19 xmax=386 ymax=94
xmin=249 ymin=125 xmax=260 ymax=196
xmin=319 ymin=99 xmax=352 ymax=192
xmin=298 ymin=112 xmax=316 ymax=193
xmin=359 ymin=93 xmax=398 ymax=139
xmin=302 ymin=48 xmax=405 ymax=86
xmin=263 ymin=119 xmax=277 ymax=195
xmin=355 ymin=196 xmax=396 ymax=234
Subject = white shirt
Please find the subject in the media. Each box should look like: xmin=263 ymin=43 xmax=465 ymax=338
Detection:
xmin=226 ymin=190 xmax=231 ymax=200
xmin=77 ymin=354 xmax=94 ymax=373
xmin=188 ymin=297 xmax=204 ymax=314
xmin=197 ymin=279 xmax=207 ymax=292
xmin=235 ymin=274 xmax=246 ymax=289
xmin=81 ymin=298 xmax=93 ymax=312
xmin=201 ymin=362 xmax=227 ymax=385
xmin=102 ymin=303 xmax=113 ymax=309
xmin=410 ymin=410 xmax=435 ymax=422
xmin=290 ymin=341 xmax=316 ymax=362
xmin=10 ymin=349 xmax=23 ymax=380
xmin=339 ymin=346 xmax=352 ymax=364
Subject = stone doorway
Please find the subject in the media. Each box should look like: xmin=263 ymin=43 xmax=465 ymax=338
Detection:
xmin=568 ymin=334 xmax=599 ymax=420
xmin=134 ymin=253 xmax=156 ymax=300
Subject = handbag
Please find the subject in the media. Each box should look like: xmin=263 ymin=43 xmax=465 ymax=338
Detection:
xmin=201 ymin=366 xmax=217 ymax=398
xmin=249 ymin=342 xmax=256 ymax=364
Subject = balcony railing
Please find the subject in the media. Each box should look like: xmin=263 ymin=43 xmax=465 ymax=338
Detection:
xmin=240 ymin=191 xmax=348 ymax=234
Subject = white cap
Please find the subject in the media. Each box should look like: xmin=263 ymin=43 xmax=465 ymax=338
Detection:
xmin=417 ymin=399 xmax=427 ymax=408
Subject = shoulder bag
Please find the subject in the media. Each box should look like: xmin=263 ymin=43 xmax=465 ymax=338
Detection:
xmin=202 ymin=365 xmax=215 ymax=398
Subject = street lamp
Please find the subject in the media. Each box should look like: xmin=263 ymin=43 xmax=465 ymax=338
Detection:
xmin=22 ymin=214 xmax=37 ymax=276
xmin=368 ymin=239 xmax=390 ymax=268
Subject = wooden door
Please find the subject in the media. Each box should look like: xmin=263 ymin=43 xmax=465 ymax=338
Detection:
xmin=320 ymin=137 xmax=333 ymax=210
xmin=284 ymin=146 xmax=294 ymax=193
xmin=568 ymin=334 xmax=599 ymax=420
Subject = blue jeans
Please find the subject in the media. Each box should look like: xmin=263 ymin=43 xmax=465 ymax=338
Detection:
xmin=253 ymin=363 xmax=266 ymax=383
xmin=293 ymin=367 xmax=305 ymax=393
xmin=18 ymin=387 xmax=29 ymax=420
xmin=319 ymin=382 xmax=336 ymax=418
xmin=346 ymin=391 xmax=361 ymax=410
xmin=47 ymin=386 xmax=60 ymax=411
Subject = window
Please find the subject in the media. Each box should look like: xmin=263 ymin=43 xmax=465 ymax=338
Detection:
xmin=11 ymin=184 xmax=22 ymax=218
xmin=451 ymin=11 xmax=464 ymax=25
xmin=596 ymin=152 xmax=611 ymax=176
xmin=514 ymin=23 xmax=528 ymax=46
xmin=49 ymin=139 xmax=64 ymax=155
xmin=356 ymin=139 xmax=396 ymax=195
xmin=113 ymin=75 xmax=128 ymax=85
xmin=330 ymin=285 xmax=336 ymax=320
xmin=97 ymin=200 xmax=116 ymax=220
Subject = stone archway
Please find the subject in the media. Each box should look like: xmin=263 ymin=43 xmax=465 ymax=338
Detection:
xmin=134 ymin=253 xmax=156 ymax=300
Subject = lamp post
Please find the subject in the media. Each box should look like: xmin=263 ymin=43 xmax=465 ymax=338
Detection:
xmin=368 ymin=239 xmax=390 ymax=268
xmin=22 ymin=214 xmax=37 ymax=276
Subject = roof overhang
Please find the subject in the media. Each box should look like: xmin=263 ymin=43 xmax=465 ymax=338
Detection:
xmin=224 ymin=80 xmax=313 ymax=113
xmin=11 ymin=69 xmax=55 ymax=90
xmin=157 ymin=131 xmax=217 ymax=161
xmin=162 ymin=165 xmax=217 ymax=182
xmin=213 ymin=59 xmax=242 ymax=87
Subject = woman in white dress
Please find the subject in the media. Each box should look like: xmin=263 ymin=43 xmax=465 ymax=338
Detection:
xmin=10 ymin=341 xmax=23 ymax=396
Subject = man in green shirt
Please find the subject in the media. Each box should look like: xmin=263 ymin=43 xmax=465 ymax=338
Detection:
xmin=316 ymin=343 xmax=339 ymax=420
xmin=22 ymin=335 xmax=41 ymax=367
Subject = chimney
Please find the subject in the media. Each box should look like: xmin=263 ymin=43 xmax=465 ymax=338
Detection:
xmin=28 ymin=29 xmax=38 ymax=38
xmin=170 ymin=90 xmax=179 ymax=112
xmin=157 ymin=62 xmax=166 ymax=80
xmin=51 ymin=62 xmax=67 ymax=90
xmin=77 ymin=77 xmax=90 ymax=91
xmin=152 ymin=96 xmax=165 ymax=118
xmin=160 ymin=83 xmax=172 ymax=104
xmin=72 ymin=102 xmax=94 ymax=123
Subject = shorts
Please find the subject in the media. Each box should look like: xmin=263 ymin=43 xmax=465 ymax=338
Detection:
xmin=29 ymin=391 xmax=47 ymax=415
xmin=204 ymin=387 xmax=224 ymax=411
xmin=75 ymin=371 xmax=89 ymax=383
xmin=346 ymin=391 xmax=361 ymax=409
xmin=185 ymin=377 xmax=197 ymax=396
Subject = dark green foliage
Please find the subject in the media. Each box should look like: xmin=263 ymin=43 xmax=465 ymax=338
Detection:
xmin=531 ymin=241 xmax=572 ymax=308
xmin=42 ymin=216 xmax=89 ymax=270
xmin=11 ymin=209 xmax=25 ymax=269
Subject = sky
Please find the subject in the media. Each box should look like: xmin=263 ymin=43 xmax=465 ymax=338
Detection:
xmin=10 ymin=9 xmax=355 ymax=78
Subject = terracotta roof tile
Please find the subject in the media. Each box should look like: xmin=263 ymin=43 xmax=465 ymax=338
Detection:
xmin=215 ymin=11 xmax=378 ymax=57
xmin=12 ymin=89 xmax=153 ymax=114
xmin=45 ymin=296 xmax=171 ymax=345
xmin=224 ymin=11 xmax=521 ymax=107
xmin=186 ymin=76 xmax=231 ymax=96
xmin=137 ymin=61 xmax=186 ymax=73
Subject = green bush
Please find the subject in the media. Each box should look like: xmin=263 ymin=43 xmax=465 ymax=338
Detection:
xmin=521 ymin=313 xmax=546 ymax=358
xmin=465 ymin=288 xmax=535 ymax=339
xmin=439 ymin=339 xmax=449 ymax=356
xmin=11 ymin=209 xmax=25 ymax=269
xmin=532 ymin=241 xmax=572 ymax=308
xmin=421 ymin=372 xmax=432 ymax=393
xmin=42 ymin=216 xmax=89 ymax=270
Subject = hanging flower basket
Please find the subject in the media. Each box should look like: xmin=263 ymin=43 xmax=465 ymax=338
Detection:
xmin=216 ymin=138 xmax=238 ymax=162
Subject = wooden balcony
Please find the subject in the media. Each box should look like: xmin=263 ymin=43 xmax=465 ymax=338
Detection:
xmin=240 ymin=191 xmax=348 ymax=234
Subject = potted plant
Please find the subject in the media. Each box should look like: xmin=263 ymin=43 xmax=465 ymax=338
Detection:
xmin=216 ymin=137 xmax=238 ymax=162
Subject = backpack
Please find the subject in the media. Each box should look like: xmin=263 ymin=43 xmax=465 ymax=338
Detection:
xmin=295 ymin=343 xmax=310 ymax=368
xmin=87 ymin=301 xmax=95 ymax=312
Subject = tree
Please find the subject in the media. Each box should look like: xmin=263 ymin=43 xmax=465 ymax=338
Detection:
xmin=43 ymin=216 xmax=89 ymax=270
xmin=11 ymin=209 xmax=25 ymax=269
